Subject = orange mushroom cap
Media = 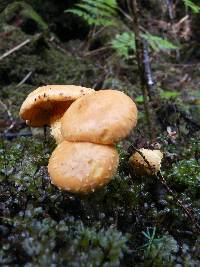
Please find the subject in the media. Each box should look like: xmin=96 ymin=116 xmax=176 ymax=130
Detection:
xmin=48 ymin=141 xmax=119 ymax=193
xmin=19 ymin=85 xmax=95 ymax=143
xmin=61 ymin=90 xmax=138 ymax=145
xmin=19 ymin=85 xmax=95 ymax=126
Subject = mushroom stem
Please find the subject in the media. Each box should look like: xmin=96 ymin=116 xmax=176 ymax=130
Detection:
xmin=50 ymin=118 xmax=63 ymax=144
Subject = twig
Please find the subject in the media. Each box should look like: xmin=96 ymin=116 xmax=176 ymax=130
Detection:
xmin=132 ymin=0 xmax=153 ymax=140
xmin=179 ymin=110 xmax=200 ymax=131
xmin=165 ymin=0 xmax=174 ymax=20
xmin=0 ymin=134 xmax=8 ymax=180
xmin=0 ymin=99 xmax=15 ymax=133
xmin=2 ymin=132 xmax=32 ymax=140
xmin=118 ymin=6 xmax=133 ymax=22
xmin=156 ymin=171 xmax=200 ymax=232
xmin=0 ymin=39 xmax=31 ymax=61
xmin=0 ymin=33 xmax=42 ymax=61
xmin=48 ymin=36 xmax=67 ymax=54
xmin=17 ymin=71 xmax=33 ymax=87
xmin=84 ymin=46 xmax=112 ymax=57
xmin=143 ymin=39 xmax=157 ymax=98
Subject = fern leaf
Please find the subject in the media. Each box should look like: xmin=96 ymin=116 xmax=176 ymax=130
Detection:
xmin=112 ymin=32 xmax=135 ymax=58
xmin=82 ymin=0 xmax=117 ymax=14
xmin=76 ymin=3 xmax=116 ymax=20
xmin=142 ymin=33 xmax=178 ymax=52
xmin=183 ymin=0 xmax=200 ymax=13
xmin=65 ymin=0 xmax=118 ymax=27
xmin=66 ymin=9 xmax=97 ymax=25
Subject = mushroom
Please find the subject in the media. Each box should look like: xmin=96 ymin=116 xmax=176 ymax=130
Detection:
xmin=61 ymin=90 xmax=138 ymax=145
xmin=48 ymin=141 xmax=119 ymax=193
xmin=19 ymin=85 xmax=94 ymax=143
xmin=129 ymin=149 xmax=163 ymax=175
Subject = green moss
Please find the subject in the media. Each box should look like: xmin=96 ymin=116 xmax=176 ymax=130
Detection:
xmin=0 ymin=1 xmax=48 ymax=32
xmin=167 ymin=159 xmax=200 ymax=188
xmin=1 ymin=214 xmax=127 ymax=267
xmin=0 ymin=131 xmax=200 ymax=266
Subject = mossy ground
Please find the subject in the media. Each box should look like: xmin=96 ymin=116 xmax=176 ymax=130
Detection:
xmin=0 ymin=2 xmax=200 ymax=266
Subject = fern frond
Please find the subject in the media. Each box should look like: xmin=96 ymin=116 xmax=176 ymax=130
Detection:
xmin=183 ymin=0 xmax=200 ymax=13
xmin=76 ymin=3 xmax=115 ymax=19
xmin=66 ymin=9 xmax=97 ymax=25
xmin=65 ymin=0 xmax=118 ymax=27
xmin=142 ymin=33 xmax=178 ymax=52
xmin=82 ymin=0 xmax=117 ymax=14
xmin=111 ymin=32 xmax=135 ymax=58
xmin=112 ymin=31 xmax=178 ymax=58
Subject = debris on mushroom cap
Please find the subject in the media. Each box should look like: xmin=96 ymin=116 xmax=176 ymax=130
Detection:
xmin=48 ymin=141 xmax=119 ymax=193
xmin=61 ymin=90 xmax=138 ymax=145
xmin=19 ymin=85 xmax=95 ymax=127
xmin=129 ymin=149 xmax=163 ymax=175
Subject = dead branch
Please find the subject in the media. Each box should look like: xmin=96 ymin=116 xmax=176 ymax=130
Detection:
xmin=17 ymin=71 xmax=33 ymax=87
xmin=0 ymin=33 xmax=42 ymax=61
xmin=0 ymin=99 xmax=15 ymax=134
xmin=132 ymin=0 xmax=153 ymax=139
xmin=0 ymin=39 xmax=31 ymax=61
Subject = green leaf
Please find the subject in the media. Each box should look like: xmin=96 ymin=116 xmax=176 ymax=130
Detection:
xmin=142 ymin=33 xmax=178 ymax=52
xmin=160 ymin=91 xmax=181 ymax=99
xmin=65 ymin=0 xmax=117 ymax=27
xmin=183 ymin=0 xmax=200 ymax=13
xmin=135 ymin=95 xmax=144 ymax=103
xmin=111 ymin=32 xmax=135 ymax=58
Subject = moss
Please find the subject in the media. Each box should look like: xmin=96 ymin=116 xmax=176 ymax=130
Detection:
xmin=167 ymin=159 xmax=200 ymax=188
xmin=0 ymin=131 xmax=200 ymax=266
xmin=1 ymin=215 xmax=127 ymax=266
xmin=0 ymin=1 xmax=48 ymax=33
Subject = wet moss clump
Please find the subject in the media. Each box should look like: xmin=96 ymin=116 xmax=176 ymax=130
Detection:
xmin=0 ymin=134 xmax=200 ymax=266
xmin=0 ymin=1 xmax=48 ymax=33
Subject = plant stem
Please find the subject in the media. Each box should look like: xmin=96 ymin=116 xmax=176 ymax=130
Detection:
xmin=132 ymin=0 xmax=153 ymax=140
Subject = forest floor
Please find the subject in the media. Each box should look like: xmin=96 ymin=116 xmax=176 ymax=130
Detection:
xmin=0 ymin=1 xmax=200 ymax=266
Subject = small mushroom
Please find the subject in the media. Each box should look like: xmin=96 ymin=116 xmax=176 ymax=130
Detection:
xmin=19 ymin=85 xmax=94 ymax=143
xmin=129 ymin=149 xmax=163 ymax=175
xmin=61 ymin=90 xmax=138 ymax=145
xmin=48 ymin=141 xmax=119 ymax=193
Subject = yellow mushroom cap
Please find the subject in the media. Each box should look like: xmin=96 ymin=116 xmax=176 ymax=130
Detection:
xmin=61 ymin=90 xmax=138 ymax=145
xmin=48 ymin=141 xmax=119 ymax=193
xmin=129 ymin=149 xmax=163 ymax=175
xmin=19 ymin=85 xmax=95 ymax=127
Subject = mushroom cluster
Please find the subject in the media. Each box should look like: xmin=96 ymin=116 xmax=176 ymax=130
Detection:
xmin=20 ymin=87 xmax=138 ymax=193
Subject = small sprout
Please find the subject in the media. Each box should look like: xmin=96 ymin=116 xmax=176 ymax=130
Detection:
xmin=129 ymin=148 xmax=163 ymax=175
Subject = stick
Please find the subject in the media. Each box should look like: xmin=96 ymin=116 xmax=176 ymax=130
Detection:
xmin=2 ymin=132 xmax=32 ymax=140
xmin=143 ymin=39 xmax=157 ymax=98
xmin=132 ymin=0 xmax=153 ymax=140
xmin=0 ymin=99 xmax=15 ymax=133
xmin=17 ymin=71 xmax=33 ymax=87
xmin=0 ymin=39 xmax=31 ymax=61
